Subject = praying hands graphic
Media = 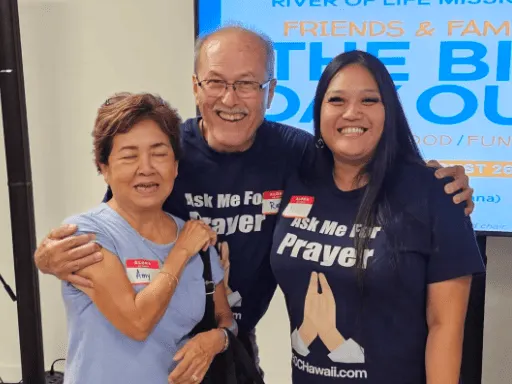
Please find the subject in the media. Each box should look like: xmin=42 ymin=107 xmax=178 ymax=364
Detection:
xmin=291 ymin=272 xmax=365 ymax=363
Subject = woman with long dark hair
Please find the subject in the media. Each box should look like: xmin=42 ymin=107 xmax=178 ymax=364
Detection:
xmin=270 ymin=50 xmax=485 ymax=383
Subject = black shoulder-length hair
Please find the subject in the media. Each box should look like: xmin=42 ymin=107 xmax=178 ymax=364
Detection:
xmin=310 ymin=50 xmax=425 ymax=289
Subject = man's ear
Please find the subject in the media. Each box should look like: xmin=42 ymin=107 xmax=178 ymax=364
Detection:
xmin=266 ymin=79 xmax=277 ymax=109
xmin=192 ymin=74 xmax=199 ymax=105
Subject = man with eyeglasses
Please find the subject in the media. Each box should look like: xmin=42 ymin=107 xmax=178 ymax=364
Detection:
xmin=33 ymin=25 xmax=475 ymax=374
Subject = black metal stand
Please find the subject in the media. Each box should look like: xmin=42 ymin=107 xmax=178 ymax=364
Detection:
xmin=460 ymin=235 xmax=487 ymax=384
xmin=0 ymin=0 xmax=46 ymax=383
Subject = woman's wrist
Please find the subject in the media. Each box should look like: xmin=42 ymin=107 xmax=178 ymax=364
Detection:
xmin=211 ymin=328 xmax=228 ymax=354
xmin=169 ymin=246 xmax=191 ymax=262
xmin=219 ymin=328 xmax=229 ymax=352
xmin=162 ymin=247 xmax=190 ymax=276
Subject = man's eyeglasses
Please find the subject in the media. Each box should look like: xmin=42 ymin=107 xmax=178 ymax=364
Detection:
xmin=195 ymin=78 xmax=273 ymax=98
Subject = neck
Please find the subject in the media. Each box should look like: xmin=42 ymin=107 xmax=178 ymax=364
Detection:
xmin=200 ymin=119 xmax=255 ymax=153
xmin=107 ymin=198 xmax=167 ymax=239
xmin=332 ymin=159 xmax=368 ymax=191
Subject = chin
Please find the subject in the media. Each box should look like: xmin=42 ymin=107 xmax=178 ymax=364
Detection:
xmin=130 ymin=194 xmax=166 ymax=209
xmin=134 ymin=201 xmax=162 ymax=210
xmin=333 ymin=150 xmax=371 ymax=165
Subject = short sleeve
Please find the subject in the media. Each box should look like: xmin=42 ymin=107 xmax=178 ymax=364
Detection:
xmin=427 ymin=176 xmax=485 ymax=284
xmin=62 ymin=213 xmax=117 ymax=256
xmin=208 ymin=246 xmax=224 ymax=285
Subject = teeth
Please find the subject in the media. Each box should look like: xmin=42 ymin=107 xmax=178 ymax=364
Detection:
xmin=135 ymin=183 xmax=158 ymax=192
xmin=339 ymin=127 xmax=365 ymax=134
xmin=218 ymin=112 xmax=245 ymax=121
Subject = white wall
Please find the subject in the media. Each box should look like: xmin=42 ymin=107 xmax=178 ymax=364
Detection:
xmin=0 ymin=0 xmax=197 ymax=381
xmin=0 ymin=1 xmax=510 ymax=383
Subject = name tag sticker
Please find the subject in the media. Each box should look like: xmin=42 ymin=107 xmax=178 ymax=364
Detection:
xmin=262 ymin=190 xmax=283 ymax=215
xmin=126 ymin=259 xmax=160 ymax=285
xmin=282 ymin=196 xmax=314 ymax=218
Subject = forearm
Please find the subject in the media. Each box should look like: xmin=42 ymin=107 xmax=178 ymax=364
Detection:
xmin=213 ymin=283 xmax=237 ymax=334
xmin=216 ymin=311 xmax=234 ymax=329
xmin=425 ymin=324 xmax=463 ymax=384
xmin=86 ymin=248 xmax=189 ymax=340
xmin=130 ymin=249 xmax=189 ymax=333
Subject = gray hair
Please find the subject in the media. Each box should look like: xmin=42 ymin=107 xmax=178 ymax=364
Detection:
xmin=194 ymin=24 xmax=275 ymax=79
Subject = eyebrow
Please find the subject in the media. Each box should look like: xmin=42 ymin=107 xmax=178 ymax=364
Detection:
xmin=118 ymin=142 xmax=169 ymax=151
xmin=206 ymin=71 xmax=258 ymax=80
xmin=327 ymin=89 xmax=380 ymax=95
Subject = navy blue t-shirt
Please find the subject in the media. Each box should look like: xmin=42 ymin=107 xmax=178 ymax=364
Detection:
xmin=270 ymin=161 xmax=485 ymax=383
xmin=161 ymin=117 xmax=314 ymax=332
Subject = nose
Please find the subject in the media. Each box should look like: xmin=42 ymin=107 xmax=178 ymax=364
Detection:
xmin=220 ymin=86 xmax=238 ymax=107
xmin=137 ymin=153 xmax=155 ymax=175
xmin=342 ymin=102 xmax=362 ymax=120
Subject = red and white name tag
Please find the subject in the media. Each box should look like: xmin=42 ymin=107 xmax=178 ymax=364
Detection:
xmin=126 ymin=259 xmax=160 ymax=285
xmin=262 ymin=190 xmax=283 ymax=215
xmin=282 ymin=196 xmax=314 ymax=218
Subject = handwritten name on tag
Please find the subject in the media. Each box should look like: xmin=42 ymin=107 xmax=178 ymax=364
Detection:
xmin=126 ymin=259 xmax=160 ymax=285
xmin=262 ymin=190 xmax=283 ymax=215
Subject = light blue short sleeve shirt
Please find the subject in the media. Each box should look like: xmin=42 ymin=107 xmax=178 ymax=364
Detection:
xmin=61 ymin=203 xmax=224 ymax=384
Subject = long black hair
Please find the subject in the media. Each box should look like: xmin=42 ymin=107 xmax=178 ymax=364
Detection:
xmin=311 ymin=50 xmax=424 ymax=290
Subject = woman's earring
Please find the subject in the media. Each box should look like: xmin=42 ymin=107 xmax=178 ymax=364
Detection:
xmin=315 ymin=138 xmax=325 ymax=149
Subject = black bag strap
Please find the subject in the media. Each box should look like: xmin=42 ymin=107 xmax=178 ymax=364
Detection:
xmin=198 ymin=249 xmax=266 ymax=384
xmin=199 ymin=249 xmax=217 ymax=328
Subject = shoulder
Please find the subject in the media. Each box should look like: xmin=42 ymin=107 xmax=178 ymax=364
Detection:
xmin=259 ymin=120 xmax=314 ymax=152
xmin=179 ymin=118 xmax=198 ymax=143
xmin=389 ymin=161 xmax=466 ymax=219
xmin=62 ymin=203 xmax=112 ymax=232
xmin=389 ymin=161 xmax=442 ymax=198
xmin=394 ymin=161 xmax=434 ymax=184
xmin=180 ymin=118 xmax=196 ymax=133
xmin=396 ymin=161 xmax=456 ymax=200
xmin=61 ymin=203 xmax=127 ymax=254
xmin=258 ymin=121 xmax=315 ymax=173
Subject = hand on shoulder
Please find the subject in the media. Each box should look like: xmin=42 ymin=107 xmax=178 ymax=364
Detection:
xmin=34 ymin=223 xmax=103 ymax=288
xmin=426 ymin=160 xmax=474 ymax=215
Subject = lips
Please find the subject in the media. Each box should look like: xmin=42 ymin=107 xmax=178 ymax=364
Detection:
xmin=216 ymin=111 xmax=246 ymax=122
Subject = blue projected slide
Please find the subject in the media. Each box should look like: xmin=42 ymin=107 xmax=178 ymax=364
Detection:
xmin=196 ymin=0 xmax=512 ymax=235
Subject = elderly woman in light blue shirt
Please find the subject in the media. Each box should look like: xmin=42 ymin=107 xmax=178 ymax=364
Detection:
xmin=61 ymin=92 xmax=236 ymax=384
